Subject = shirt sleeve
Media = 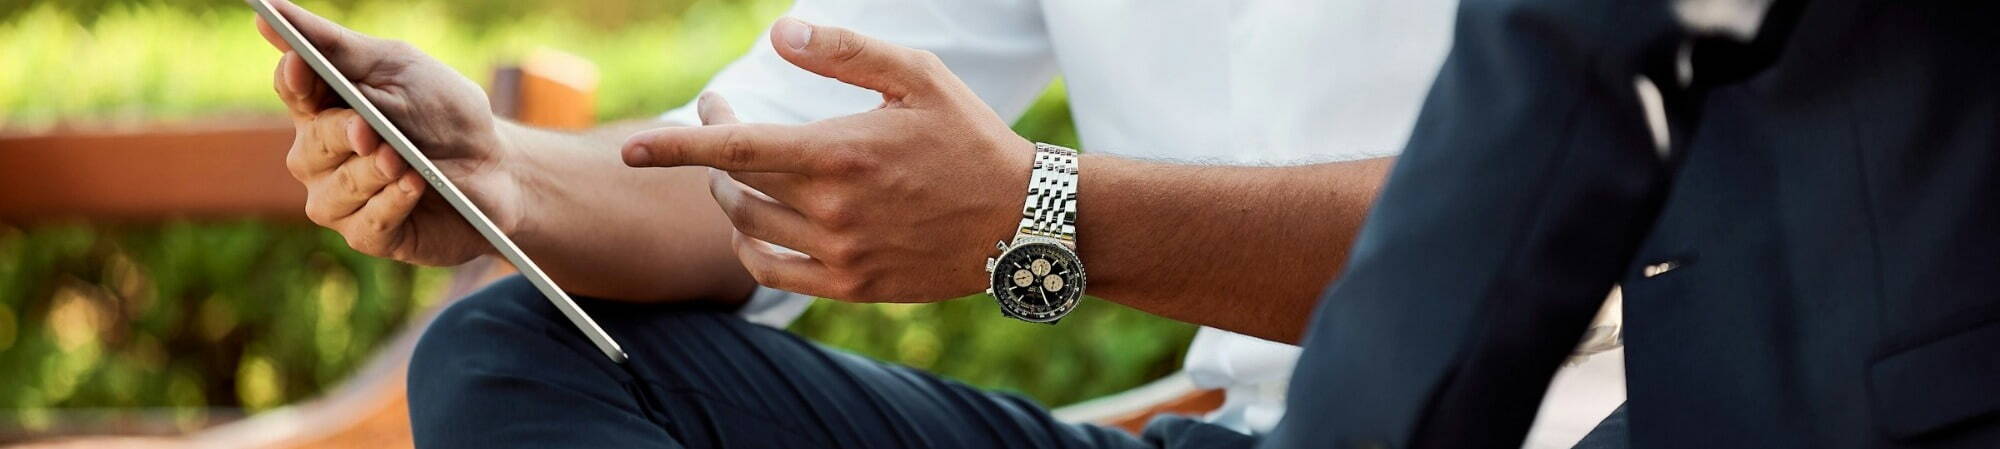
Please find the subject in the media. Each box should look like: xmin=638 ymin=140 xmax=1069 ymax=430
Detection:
xmin=1262 ymin=0 xmax=1686 ymax=448
xmin=734 ymin=286 xmax=817 ymax=329
xmin=658 ymin=0 xmax=1060 ymax=328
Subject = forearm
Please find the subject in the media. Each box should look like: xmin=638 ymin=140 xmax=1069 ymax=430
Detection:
xmin=606 ymin=20 xmax=1391 ymax=326
xmin=499 ymin=120 xmax=756 ymax=303
xmin=1079 ymin=155 xmax=1392 ymax=343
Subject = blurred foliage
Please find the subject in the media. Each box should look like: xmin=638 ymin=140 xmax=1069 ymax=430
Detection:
xmin=0 ymin=0 xmax=712 ymax=30
xmin=0 ymin=0 xmax=1079 ymax=140
xmin=0 ymin=222 xmax=454 ymax=432
xmin=794 ymin=294 xmax=1192 ymax=408
xmin=0 ymin=0 xmax=787 ymax=127
xmin=0 ymin=0 xmax=1185 ymax=435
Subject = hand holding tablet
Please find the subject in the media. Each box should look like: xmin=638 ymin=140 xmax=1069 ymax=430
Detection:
xmin=248 ymin=0 xmax=627 ymax=363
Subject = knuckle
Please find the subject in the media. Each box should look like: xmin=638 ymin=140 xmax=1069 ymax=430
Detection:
xmin=820 ymin=149 xmax=877 ymax=176
xmin=317 ymin=33 xmax=350 ymax=56
xmin=311 ymin=115 xmax=350 ymax=153
xmin=383 ymin=39 xmax=417 ymax=54
xmin=743 ymin=267 xmax=774 ymax=288
xmin=830 ymin=276 xmax=872 ymax=301
xmin=344 ymin=233 xmax=388 ymax=258
xmin=344 ymin=218 xmax=399 ymax=256
xmin=636 ymin=134 xmax=682 ymax=166
xmin=907 ymin=50 xmax=948 ymax=87
xmin=910 ymin=50 xmax=946 ymax=72
xmin=821 ymin=239 xmax=866 ymax=266
xmin=328 ymin=109 xmax=361 ymax=133
xmin=284 ymin=146 xmax=312 ymax=180
xmin=303 ymin=200 xmax=335 ymax=226
xmin=718 ymin=128 xmax=759 ymax=167
xmin=724 ymin=202 xmax=762 ymax=236
xmin=365 ymin=215 xmax=396 ymax=235
xmin=331 ymin=163 xmax=360 ymax=193
xmin=740 ymin=255 xmax=784 ymax=288
xmin=814 ymin=199 xmax=861 ymax=230
xmin=829 ymin=31 xmax=869 ymax=65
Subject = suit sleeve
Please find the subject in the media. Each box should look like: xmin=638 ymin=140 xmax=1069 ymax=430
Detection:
xmin=1263 ymin=1 xmax=1684 ymax=448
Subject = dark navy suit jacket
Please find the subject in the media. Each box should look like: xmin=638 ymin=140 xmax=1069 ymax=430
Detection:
xmin=1264 ymin=0 xmax=2000 ymax=447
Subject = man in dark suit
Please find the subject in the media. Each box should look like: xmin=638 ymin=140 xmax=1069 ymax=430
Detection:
xmin=1266 ymin=0 xmax=2000 ymax=447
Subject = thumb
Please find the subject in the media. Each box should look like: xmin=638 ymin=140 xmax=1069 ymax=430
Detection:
xmin=768 ymin=18 xmax=947 ymax=99
xmin=696 ymin=91 xmax=741 ymax=126
xmin=252 ymin=0 xmax=386 ymax=75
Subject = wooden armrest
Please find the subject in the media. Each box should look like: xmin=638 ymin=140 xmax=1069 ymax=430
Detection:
xmin=1051 ymin=371 xmax=1227 ymax=435
xmin=0 ymin=120 xmax=303 ymax=222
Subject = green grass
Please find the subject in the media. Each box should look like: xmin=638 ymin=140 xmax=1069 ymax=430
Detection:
xmin=0 ymin=0 xmax=1186 ymax=433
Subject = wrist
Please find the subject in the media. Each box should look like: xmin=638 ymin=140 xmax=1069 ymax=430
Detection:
xmin=986 ymin=138 xmax=1039 ymax=242
xmin=962 ymin=137 xmax=1038 ymax=294
xmin=489 ymin=120 xmax=541 ymax=239
xmin=984 ymin=140 xmax=1087 ymax=323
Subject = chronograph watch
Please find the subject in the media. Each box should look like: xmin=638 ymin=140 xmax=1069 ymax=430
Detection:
xmin=985 ymin=143 xmax=1085 ymax=323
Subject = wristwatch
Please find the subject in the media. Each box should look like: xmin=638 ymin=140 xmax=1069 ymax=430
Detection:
xmin=986 ymin=142 xmax=1085 ymax=323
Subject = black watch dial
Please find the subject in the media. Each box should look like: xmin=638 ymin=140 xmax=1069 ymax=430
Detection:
xmin=991 ymin=241 xmax=1084 ymax=322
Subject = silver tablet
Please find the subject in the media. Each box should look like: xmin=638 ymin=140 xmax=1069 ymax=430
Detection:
xmin=248 ymin=0 xmax=628 ymax=363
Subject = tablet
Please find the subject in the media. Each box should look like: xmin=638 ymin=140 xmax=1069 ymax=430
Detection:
xmin=247 ymin=0 xmax=628 ymax=363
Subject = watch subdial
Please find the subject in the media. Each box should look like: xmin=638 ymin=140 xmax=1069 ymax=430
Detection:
xmin=1012 ymin=269 xmax=1035 ymax=288
xmin=1030 ymin=259 xmax=1052 ymax=276
xmin=990 ymin=241 xmax=1085 ymax=323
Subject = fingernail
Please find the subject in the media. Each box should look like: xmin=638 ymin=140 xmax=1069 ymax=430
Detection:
xmin=401 ymin=175 xmax=421 ymax=193
xmin=623 ymin=143 xmax=652 ymax=166
xmin=354 ymin=124 xmax=376 ymax=156
xmin=776 ymin=18 xmax=811 ymax=50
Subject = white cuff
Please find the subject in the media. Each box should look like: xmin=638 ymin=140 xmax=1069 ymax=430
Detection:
xmin=736 ymin=286 xmax=815 ymax=328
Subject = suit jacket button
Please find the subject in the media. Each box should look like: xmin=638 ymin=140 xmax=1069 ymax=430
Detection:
xmin=1642 ymin=260 xmax=1680 ymax=278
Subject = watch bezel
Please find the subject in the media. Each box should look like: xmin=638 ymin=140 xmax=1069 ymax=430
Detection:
xmin=987 ymin=237 xmax=1085 ymax=323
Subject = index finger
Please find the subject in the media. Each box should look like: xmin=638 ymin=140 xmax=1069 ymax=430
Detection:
xmin=256 ymin=15 xmax=291 ymax=53
xmin=288 ymin=109 xmax=368 ymax=179
xmin=621 ymin=124 xmax=835 ymax=174
xmin=768 ymin=18 xmax=946 ymax=99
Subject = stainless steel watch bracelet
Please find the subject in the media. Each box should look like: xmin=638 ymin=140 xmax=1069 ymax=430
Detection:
xmin=1018 ymin=143 xmax=1079 ymax=241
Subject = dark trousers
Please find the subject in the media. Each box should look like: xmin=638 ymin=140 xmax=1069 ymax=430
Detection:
xmin=407 ymin=276 xmax=1255 ymax=449
xmin=407 ymin=276 xmax=1625 ymax=448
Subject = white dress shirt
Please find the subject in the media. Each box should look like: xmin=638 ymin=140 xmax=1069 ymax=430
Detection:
xmin=659 ymin=1 xmax=1625 ymax=446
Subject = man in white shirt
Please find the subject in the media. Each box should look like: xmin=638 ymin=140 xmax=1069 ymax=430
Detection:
xmin=253 ymin=0 xmax=1625 ymax=447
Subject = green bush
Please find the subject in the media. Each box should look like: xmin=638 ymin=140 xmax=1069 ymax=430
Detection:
xmin=0 ymin=0 xmax=1189 ymax=434
xmin=0 ymin=0 xmax=788 ymax=125
xmin=0 ymin=222 xmax=452 ymax=431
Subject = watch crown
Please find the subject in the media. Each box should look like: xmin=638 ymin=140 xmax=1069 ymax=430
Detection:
xmin=985 ymin=258 xmax=997 ymax=272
